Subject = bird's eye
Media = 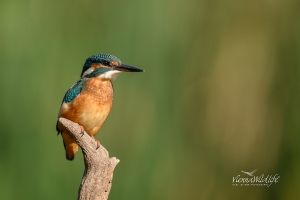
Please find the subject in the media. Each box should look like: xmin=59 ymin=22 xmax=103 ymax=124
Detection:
xmin=102 ymin=61 xmax=110 ymax=66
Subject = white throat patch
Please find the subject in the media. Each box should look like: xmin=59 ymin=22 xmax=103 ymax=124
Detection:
xmin=99 ymin=70 xmax=122 ymax=80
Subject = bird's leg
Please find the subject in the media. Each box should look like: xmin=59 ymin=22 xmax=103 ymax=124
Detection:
xmin=91 ymin=136 xmax=101 ymax=149
xmin=79 ymin=125 xmax=85 ymax=136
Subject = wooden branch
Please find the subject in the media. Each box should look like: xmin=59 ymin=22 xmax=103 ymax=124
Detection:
xmin=59 ymin=117 xmax=120 ymax=200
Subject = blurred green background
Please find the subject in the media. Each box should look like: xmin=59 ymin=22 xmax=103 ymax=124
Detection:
xmin=1 ymin=0 xmax=300 ymax=199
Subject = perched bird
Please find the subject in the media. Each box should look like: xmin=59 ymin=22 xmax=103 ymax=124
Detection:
xmin=56 ymin=53 xmax=143 ymax=160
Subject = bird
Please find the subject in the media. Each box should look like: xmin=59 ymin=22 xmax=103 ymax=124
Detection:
xmin=56 ymin=53 xmax=143 ymax=160
xmin=241 ymin=169 xmax=257 ymax=176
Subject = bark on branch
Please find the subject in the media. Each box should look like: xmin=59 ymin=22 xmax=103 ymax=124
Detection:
xmin=59 ymin=117 xmax=120 ymax=200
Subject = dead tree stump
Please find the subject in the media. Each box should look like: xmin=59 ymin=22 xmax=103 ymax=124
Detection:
xmin=59 ymin=117 xmax=120 ymax=200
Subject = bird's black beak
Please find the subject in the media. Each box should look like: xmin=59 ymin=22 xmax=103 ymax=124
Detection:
xmin=114 ymin=64 xmax=144 ymax=72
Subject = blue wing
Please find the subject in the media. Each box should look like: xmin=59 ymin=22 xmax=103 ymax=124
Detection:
xmin=56 ymin=78 xmax=86 ymax=134
xmin=63 ymin=78 xmax=86 ymax=103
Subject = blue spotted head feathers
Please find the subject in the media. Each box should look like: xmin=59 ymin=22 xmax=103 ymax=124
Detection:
xmin=81 ymin=53 xmax=122 ymax=78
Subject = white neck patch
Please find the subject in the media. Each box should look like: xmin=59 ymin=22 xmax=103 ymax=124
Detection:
xmin=82 ymin=67 xmax=95 ymax=78
xmin=99 ymin=70 xmax=122 ymax=80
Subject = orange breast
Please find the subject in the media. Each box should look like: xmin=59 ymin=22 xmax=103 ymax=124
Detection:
xmin=58 ymin=78 xmax=113 ymax=136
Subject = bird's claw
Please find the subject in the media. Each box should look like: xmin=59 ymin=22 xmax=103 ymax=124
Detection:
xmin=91 ymin=136 xmax=101 ymax=149
xmin=95 ymin=140 xmax=101 ymax=149
xmin=79 ymin=125 xmax=85 ymax=137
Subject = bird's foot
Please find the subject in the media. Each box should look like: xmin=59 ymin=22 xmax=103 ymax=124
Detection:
xmin=95 ymin=140 xmax=101 ymax=149
xmin=92 ymin=136 xmax=101 ymax=149
xmin=79 ymin=125 xmax=85 ymax=136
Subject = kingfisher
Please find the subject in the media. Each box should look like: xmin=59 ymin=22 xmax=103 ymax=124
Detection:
xmin=56 ymin=53 xmax=143 ymax=160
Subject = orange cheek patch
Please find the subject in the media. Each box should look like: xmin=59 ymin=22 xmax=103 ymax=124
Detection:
xmin=92 ymin=63 xmax=111 ymax=69
xmin=111 ymin=61 xmax=119 ymax=66
xmin=91 ymin=63 xmax=101 ymax=69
